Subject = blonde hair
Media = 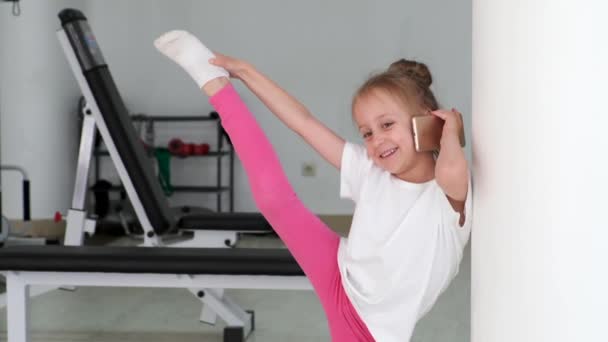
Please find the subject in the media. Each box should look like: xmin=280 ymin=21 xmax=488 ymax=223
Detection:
xmin=353 ymin=59 xmax=439 ymax=115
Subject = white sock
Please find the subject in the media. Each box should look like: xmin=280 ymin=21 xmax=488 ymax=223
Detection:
xmin=154 ymin=30 xmax=228 ymax=88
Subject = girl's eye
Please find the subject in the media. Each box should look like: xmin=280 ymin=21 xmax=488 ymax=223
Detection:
xmin=382 ymin=122 xmax=394 ymax=129
xmin=362 ymin=131 xmax=372 ymax=139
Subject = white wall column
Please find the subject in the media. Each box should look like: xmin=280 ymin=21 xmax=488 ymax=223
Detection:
xmin=0 ymin=0 xmax=85 ymax=219
xmin=472 ymin=1 xmax=607 ymax=341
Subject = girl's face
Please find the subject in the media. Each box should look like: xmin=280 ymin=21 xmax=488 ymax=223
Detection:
xmin=353 ymin=90 xmax=422 ymax=177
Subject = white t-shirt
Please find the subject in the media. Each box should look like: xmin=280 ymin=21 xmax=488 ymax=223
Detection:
xmin=337 ymin=142 xmax=472 ymax=342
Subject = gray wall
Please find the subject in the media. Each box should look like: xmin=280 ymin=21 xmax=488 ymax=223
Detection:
xmin=0 ymin=0 xmax=87 ymax=219
xmin=0 ymin=1 xmax=472 ymax=339
xmin=1 ymin=0 xmax=471 ymax=217
xmin=1 ymin=0 xmax=470 ymax=217
xmin=84 ymin=0 xmax=472 ymax=214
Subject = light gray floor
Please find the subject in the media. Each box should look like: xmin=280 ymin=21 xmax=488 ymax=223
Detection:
xmin=0 ymin=235 xmax=470 ymax=341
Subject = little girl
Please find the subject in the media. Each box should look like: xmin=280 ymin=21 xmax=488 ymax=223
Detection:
xmin=155 ymin=30 xmax=471 ymax=342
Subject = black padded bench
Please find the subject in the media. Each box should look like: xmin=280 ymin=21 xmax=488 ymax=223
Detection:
xmin=177 ymin=212 xmax=272 ymax=233
xmin=0 ymin=245 xmax=309 ymax=342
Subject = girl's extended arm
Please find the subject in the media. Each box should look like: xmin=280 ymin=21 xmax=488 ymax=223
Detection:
xmin=211 ymin=54 xmax=345 ymax=169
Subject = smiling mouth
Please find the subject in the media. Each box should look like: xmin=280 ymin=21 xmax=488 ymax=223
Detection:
xmin=380 ymin=147 xmax=398 ymax=159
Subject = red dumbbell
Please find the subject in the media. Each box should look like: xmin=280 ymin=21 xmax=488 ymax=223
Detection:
xmin=168 ymin=138 xmax=191 ymax=157
xmin=193 ymin=143 xmax=210 ymax=155
xmin=185 ymin=143 xmax=195 ymax=156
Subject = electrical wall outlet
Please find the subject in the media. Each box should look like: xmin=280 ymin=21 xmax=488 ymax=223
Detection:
xmin=302 ymin=163 xmax=316 ymax=177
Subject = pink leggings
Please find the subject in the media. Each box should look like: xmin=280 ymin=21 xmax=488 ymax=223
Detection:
xmin=210 ymin=84 xmax=374 ymax=341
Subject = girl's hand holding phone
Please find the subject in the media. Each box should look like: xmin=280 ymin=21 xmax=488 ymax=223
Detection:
xmin=429 ymin=108 xmax=466 ymax=150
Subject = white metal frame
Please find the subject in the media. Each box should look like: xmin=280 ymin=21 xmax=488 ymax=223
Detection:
xmin=3 ymin=270 xmax=311 ymax=342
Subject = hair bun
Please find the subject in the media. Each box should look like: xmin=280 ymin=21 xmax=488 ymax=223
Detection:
xmin=388 ymin=59 xmax=433 ymax=88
